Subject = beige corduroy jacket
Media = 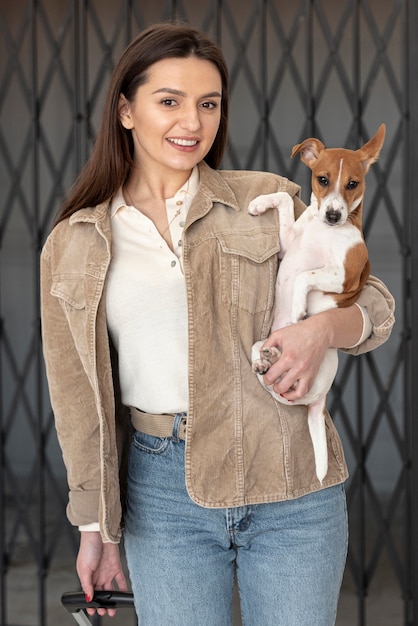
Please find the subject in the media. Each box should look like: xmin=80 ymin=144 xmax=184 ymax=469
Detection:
xmin=40 ymin=161 xmax=395 ymax=543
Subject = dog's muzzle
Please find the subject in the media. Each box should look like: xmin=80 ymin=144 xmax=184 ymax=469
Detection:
xmin=325 ymin=209 xmax=342 ymax=225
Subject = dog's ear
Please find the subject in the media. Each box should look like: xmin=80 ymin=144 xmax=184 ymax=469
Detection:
xmin=356 ymin=123 xmax=386 ymax=173
xmin=291 ymin=138 xmax=325 ymax=168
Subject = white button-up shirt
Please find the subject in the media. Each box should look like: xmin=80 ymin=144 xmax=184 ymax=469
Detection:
xmin=106 ymin=167 xmax=199 ymax=414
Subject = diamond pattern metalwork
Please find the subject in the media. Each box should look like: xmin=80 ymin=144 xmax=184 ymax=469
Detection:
xmin=0 ymin=1 xmax=414 ymax=625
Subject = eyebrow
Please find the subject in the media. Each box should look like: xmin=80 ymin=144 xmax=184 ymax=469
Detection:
xmin=152 ymin=87 xmax=222 ymax=98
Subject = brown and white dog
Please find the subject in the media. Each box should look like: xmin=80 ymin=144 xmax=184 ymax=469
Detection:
xmin=248 ymin=124 xmax=386 ymax=483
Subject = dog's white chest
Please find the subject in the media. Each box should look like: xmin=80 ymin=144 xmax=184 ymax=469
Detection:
xmin=284 ymin=209 xmax=361 ymax=269
xmin=275 ymin=212 xmax=363 ymax=325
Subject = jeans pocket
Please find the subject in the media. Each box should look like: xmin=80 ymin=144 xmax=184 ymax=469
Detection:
xmin=132 ymin=430 xmax=170 ymax=455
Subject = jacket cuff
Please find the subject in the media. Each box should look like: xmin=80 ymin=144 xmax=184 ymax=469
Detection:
xmin=342 ymin=275 xmax=395 ymax=356
xmin=67 ymin=489 xmax=100 ymax=527
xmin=345 ymin=304 xmax=372 ymax=348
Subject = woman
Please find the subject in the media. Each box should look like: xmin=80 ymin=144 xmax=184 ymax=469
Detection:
xmin=41 ymin=22 xmax=394 ymax=625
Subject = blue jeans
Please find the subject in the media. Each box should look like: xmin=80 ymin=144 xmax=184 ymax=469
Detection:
xmin=124 ymin=415 xmax=348 ymax=626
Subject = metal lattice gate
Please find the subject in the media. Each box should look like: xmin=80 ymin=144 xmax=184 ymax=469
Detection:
xmin=0 ymin=1 xmax=416 ymax=625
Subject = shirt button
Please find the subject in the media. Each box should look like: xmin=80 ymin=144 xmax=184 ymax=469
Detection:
xmin=179 ymin=221 xmax=185 ymax=227
xmin=178 ymin=240 xmax=182 ymax=247
xmin=171 ymin=260 xmax=176 ymax=267
xmin=176 ymin=200 xmax=183 ymax=206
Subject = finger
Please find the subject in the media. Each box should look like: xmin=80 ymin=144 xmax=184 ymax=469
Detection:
xmin=85 ymin=597 xmax=115 ymax=618
xmin=114 ymin=571 xmax=129 ymax=592
xmin=275 ymin=378 xmax=309 ymax=401
xmin=80 ymin=583 xmax=94 ymax=611
xmin=263 ymin=366 xmax=287 ymax=387
xmin=269 ymin=369 xmax=295 ymax=394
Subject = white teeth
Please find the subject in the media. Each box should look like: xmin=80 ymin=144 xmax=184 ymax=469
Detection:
xmin=168 ymin=138 xmax=197 ymax=146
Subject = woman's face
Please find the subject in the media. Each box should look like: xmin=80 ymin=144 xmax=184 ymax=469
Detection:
xmin=119 ymin=56 xmax=222 ymax=175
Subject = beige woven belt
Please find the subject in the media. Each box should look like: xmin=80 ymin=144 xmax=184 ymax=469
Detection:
xmin=129 ymin=406 xmax=186 ymax=440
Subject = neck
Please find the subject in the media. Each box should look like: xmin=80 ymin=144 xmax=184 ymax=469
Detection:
xmin=125 ymin=165 xmax=193 ymax=204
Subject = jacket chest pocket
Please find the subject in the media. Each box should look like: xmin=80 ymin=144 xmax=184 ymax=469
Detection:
xmin=51 ymin=276 xmax=86 ymax=310
xmin=217 ymin=231 xmax=279 ymax=314
xmin=50 ymin=275 xmax=91 ymax=362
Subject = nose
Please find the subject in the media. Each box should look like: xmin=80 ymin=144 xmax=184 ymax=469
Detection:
xmin=179 ymin=104 xmax=201 ymax=131
xmin=325 ymin=209 xmax=342 ymax=225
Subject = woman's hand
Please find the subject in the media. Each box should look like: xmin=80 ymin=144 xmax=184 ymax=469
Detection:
xmin=261 ymin=305 xmax=363 ymax=401
xmin=77 ymin=531 xmax=128 ymax=618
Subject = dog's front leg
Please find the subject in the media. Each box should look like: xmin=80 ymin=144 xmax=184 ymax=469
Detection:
xmin=291 ymin=266 xmax=345 ymax=322
xmin=276 ymin=194 xmax=296 ymax=252
xmin=248 ymin=191 xmax=295 ymax=255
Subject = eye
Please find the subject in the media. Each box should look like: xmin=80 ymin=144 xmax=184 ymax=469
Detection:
xmin=161 ymin=98 xmax=177 ymax=107
xmin=317 ymin=176 xmax=328 ymax=186
xmin=200 ymin=101 xmax=218 ymax=110
xmin=346 ymin=180 xmax=358 ymax=190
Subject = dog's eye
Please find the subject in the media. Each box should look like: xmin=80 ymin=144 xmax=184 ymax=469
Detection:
xmin=347 ymin=180 xmax=358 ymax=190
xmin=317 ymin=176 xmax=328 ymax=186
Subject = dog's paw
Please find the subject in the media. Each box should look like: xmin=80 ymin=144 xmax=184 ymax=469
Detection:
xmin=252 ymin=358 xmax=271 ymax=374
xmin=248 ymin=191 xmax=292 ymax=216
xmin=252 ymin=347 xmax=282 ymax=374
xmin=248 ymin=196 xmax=271 ymax=216
xmin=251 ymin=342 xmax=282 ymax=375
xmin=260 ymin=346 xmax=281 ymax=364
xmin=248 ymin=193 xmax=281 ymax=216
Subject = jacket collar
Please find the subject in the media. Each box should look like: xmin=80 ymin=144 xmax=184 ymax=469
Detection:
xmin=69 ymin=200 xmax=111 ymax=224
xmin=197 ymin=161 xmax=240 ymax=212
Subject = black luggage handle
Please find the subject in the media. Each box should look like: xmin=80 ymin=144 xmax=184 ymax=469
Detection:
xmin=62 ymin=590 xmax=134 ymax=610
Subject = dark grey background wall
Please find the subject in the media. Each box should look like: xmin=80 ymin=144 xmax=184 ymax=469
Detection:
xmin=1 ymin=1 xmax=417 ymax=625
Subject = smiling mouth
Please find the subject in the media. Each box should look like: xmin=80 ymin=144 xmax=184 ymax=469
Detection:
xmin=167 ymin=138 xmax=198 ymax=146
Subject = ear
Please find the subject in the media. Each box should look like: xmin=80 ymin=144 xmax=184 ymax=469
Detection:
xmin=118 ymin=94 xmax=134 ymax=129
xmin=356 ymin=123 xmax=386 ymax=173
xmin=291 ymin=138 xmax=325 ymax=168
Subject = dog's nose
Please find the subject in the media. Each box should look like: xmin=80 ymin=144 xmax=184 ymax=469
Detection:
xmin=325 ymin=209 xmax=341 ymax=225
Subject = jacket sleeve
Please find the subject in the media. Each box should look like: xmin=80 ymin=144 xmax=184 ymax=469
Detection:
xmin=40 ymin=239 xmax=102 ymax=528
xmin=342 ymin=274 xmax=395 ymax=355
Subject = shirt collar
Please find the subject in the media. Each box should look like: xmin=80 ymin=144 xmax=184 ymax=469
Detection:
xmin=110 ymin=188 xmax=126 ymax=218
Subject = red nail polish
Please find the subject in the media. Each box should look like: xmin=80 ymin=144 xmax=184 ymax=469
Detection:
xmin=85 ymin=594 xmax=91 ymax=603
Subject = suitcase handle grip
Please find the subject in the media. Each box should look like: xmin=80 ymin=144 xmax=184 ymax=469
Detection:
xmin=61 ymin=590 xmax=134 ymax=612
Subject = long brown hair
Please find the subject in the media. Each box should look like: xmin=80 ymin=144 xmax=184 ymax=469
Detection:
xmin=56 ymin=22 xmax=229 ymax=224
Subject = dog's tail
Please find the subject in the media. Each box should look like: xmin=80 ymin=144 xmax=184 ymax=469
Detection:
xmin=307 ymin=400 xmax=328 ymax=484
